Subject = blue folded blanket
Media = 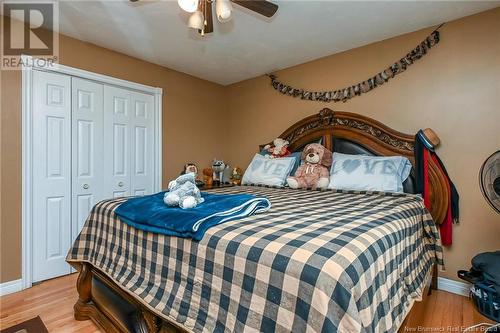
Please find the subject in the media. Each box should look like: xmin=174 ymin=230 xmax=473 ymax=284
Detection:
xmin=114 ymin=191 xmax=271 ymax=240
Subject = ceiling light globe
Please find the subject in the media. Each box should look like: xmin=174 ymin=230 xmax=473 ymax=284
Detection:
xmin=216 ymin=0 xmax=233 ymax=23
xmin=188 ymin=11 xmax=205 ymax=30
xmin=178 ymin=0 xmax=199 ymax=13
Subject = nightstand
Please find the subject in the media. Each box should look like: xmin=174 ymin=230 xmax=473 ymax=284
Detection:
xmin=201 ymin=183 xmax=236 ymax=190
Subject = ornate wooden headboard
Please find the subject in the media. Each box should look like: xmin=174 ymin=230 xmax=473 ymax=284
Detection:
xmin=260 ymin=108 xmax=449 ymax=224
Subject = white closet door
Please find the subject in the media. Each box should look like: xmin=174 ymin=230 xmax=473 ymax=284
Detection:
xmin=71 ymin=78 xmax=104 ymax=241
xmin=32 ymin=70 xmax=72 ymax=282
xmin=103 ymin=85 xmax=132 ymax=198
xmin=130 ymin=91 xmax=155 ymax=196
xmin=103 ymin=86 xmax=155 ymax=198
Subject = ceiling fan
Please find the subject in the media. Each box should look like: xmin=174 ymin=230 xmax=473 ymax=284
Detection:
xmin=129 ymin=0 xmax=278 ymax=36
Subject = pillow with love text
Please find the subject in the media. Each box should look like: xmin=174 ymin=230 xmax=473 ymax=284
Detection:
xmin=242 ymin=154 xmax=296 ymax=187
xmin=327 ymin=152 xmax=412 ymax=193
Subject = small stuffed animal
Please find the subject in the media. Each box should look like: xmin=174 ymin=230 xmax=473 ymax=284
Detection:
xmin=202 ymin=167 xmax=213 ymax=186
xmin=264 ymin=138 xmax=291 ymax=158
xmin=212 ymin=159 xmax=226 ymax=186
xmin=164 ymin=173 xmax=204 ymax=209
xmin=231 ymin=167 xmax=243 ymax=185
xmin=222 ymin=166 xmax=232 ymax=184
xmin=182 ymin=163 xmax=205 ymax=187
xmin=181 ymin=163 xmax=198 ymax=176
xmin=287 ymin=143 xmax=332 ymax=190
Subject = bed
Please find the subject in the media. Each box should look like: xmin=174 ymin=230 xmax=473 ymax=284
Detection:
xmin=67 ymin=108 xmax=449 ymax=333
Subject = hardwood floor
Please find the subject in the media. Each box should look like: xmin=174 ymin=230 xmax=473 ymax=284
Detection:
xmin=0 ymin=274 xmax=98 ymax=332
xmin=0 ymin=274 xmax=494 ymax=332
xmin=405 ymin=288 xmax=494 ymax=331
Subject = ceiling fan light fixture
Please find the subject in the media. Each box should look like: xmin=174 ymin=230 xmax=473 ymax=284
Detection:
xmin=178 ymin=0 xmax=199 ymax=13
xmin=188 ymin=10 xmax=205 ymax=30
xmin=215 ymin=0 xmax=233 ymax=23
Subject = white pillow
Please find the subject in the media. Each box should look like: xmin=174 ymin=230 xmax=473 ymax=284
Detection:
xmin=327 ymin=153 xmax=412 ymax=193
xmin=242 ymin=154 xmax=296 ymax=187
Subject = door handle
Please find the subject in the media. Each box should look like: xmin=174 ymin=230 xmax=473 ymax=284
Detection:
xmin=118 ymin=181 xmax=124 ymax=187
xmin=82 ymin=184 xmax=89 ymax=189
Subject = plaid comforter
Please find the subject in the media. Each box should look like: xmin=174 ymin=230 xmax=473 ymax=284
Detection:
xmin=67 ymin=186 xmax=443 ymax=333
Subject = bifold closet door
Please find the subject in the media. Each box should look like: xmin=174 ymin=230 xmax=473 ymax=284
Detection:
xmin=103 ymin=86 xmax=154 ymax=198
xmin=32 ymin=70 xmax=72 ymax=282
xmin=31 ymin=73 xmax=156 ymax=282
xmin=130 ymin=90 xmax=155 ymax=196
xmin=71 ymin=78 xmax=104 ymax=241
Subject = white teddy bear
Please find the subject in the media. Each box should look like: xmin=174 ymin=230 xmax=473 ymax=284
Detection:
xmin=263 ymin=138 xmax=291 ymax=158
xmin=164 ymin=173 xmax=204 ymax=209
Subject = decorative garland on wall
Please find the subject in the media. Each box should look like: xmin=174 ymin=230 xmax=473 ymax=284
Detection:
xmin=267 ymin=25 xmax=443 ymax=103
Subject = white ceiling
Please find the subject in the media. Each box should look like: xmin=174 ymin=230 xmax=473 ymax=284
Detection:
xmin=56 ymin=0 xmax=500 ymax=85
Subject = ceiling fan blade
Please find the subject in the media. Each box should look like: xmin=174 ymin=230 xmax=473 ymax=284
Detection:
xmin=204 ymin=0 xmax=214 ymax=34
xmin=196 ymin=0 xmax=213 ymax=35
xmin=231 ymin=0 xmax=278 ymax=18
xmin=128 ymin=0 xmax=156 ymax=5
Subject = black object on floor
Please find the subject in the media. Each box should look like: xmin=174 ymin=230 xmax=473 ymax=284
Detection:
xmin=459 ymin=251 xmax=500 ymax=323
xmin=472 ymin=251 xmax=500 ymax=295
xmin=0 ymin=316 xmax=49 ymax=333
xmin=458 ymin=269 xmax=484 ymax=284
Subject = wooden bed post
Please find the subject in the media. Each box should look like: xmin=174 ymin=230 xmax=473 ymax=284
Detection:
xmin=73 ymin=263 xmax=123 ymax=332
xmin=432 ymin=264 xmax=439 ymax=291
xmin=74 ymin=262 xmax=93 ymax=321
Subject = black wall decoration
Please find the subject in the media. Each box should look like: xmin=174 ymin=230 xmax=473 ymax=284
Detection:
xmin=267 ymin=25 xmax=444 ymax=103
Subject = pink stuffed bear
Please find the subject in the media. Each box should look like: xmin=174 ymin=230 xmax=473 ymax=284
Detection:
xmin=287 ymin=143 xmax=333 ymax=190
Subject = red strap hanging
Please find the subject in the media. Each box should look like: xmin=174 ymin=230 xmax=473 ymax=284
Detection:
xmin=423 ymin=149 xmax=431 ymax=209
xmin=431 ymin=154 xmax=453 ymax=246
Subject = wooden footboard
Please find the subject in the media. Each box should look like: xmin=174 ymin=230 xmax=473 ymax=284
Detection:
xmin=71 ymin=261 xmax=437 ymax=333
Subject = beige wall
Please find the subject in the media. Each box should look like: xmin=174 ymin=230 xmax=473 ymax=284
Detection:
xmin=0 ymin=29 xmax=226 ymax=283
xmin=223 ymin=8 xmax=500 ymax=280
xmin=1 ymin=8 xmax=499 ymax=284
